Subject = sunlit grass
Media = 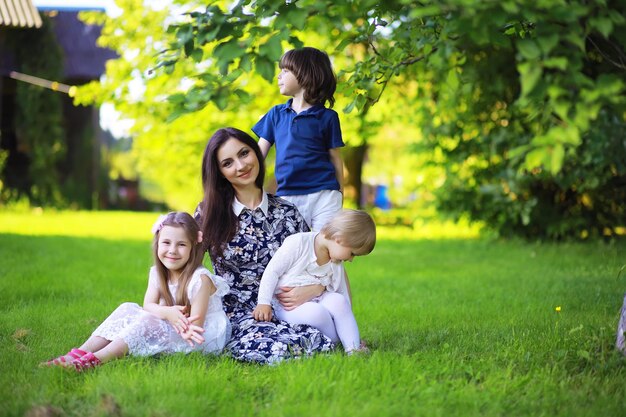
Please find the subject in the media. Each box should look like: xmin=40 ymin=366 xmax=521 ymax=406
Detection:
xmin=1 ymin=210 xmax=625 ymax=417
xmin=0 ymin=209 xmax=481 ymax=241
xmin=0 ymin=209 xmax=158 ymax=240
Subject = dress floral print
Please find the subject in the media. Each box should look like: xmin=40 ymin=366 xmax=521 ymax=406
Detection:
xmin=195 ymin=194 xmax=334 ymax=364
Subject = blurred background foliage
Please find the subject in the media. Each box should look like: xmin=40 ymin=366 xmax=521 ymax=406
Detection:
xmin=65 ymin=0 xmax=626 ymax=239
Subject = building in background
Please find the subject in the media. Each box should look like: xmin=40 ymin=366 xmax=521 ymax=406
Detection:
xmin=0 ymin=0 xmax=117 ymax=208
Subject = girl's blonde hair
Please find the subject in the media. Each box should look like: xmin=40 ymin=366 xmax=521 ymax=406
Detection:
xmin=320 ymin=209 xmax=376 ymax=254
xmin=152 ymin=212 xmax=204 ymax=310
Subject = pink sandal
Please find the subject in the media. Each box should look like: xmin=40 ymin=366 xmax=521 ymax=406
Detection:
xmin=42 ymin=348 xmax=87 ymax=368
xmin=70 ymin=351 xmax=101 ymax=372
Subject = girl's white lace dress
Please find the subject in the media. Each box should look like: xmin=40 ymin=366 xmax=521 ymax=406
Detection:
xmin=91 ymin=266 xmax=231 ymax=356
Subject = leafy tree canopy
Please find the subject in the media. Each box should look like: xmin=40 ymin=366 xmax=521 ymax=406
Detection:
xmin=77 ymin=0 xmax=626 ymax=238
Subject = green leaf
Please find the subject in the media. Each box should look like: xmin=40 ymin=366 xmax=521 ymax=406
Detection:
xmin=596 ymin=74 xmax=625 ymax=96
xmin=234 ymin=89 xmax=252 ymax=104
xmin=166 ymin=93 xmax=187 ymax=105
xmin=175 ymin=24 xmax=194 ymax=46
xmin=560 ymin=126 xmax=581 ymax=146
xmin=525 ymin=148 xmax=548 ymax=170
xmin=214 ymin=91 xmax=228 ymax=110
xmin=336 ymin=37 xmax=354 ymax=53
xmin=355 ymin=94 xmax=367 ymax=111
xmin=288 ymin=7 xmax=309 ymax=31
xmin=536 ymin=34 xmax=559 ymax=55
xmin=184 ymin=39 xmax=194 ymax=57
xmin=255 ymin=55 xmax=276 ymax=82
xmin=343 ymin=98 xmax=356 ymax=114
xmin=446 ymin=68 xmax=459 ymax=91
xmin=518 ymin=62 xmax=542 ymax=97
xmin=409 ymin=6 xmax=441 ymax=18
xmin=190 ymin=48 xmax=204 ymax=63
xmin=609 ymin=10 xmax=626 ymax=24
xmin=289 ymin=36 xmax=304 ymax=49
xmin=553 ymin=100 xmax=570 ymax=121
xmin=166 ymin=109 xmax=185 ymax=123
xmin=564 ymin=32 xmax=585 ymax=51
xmin=214 ymin=40 xmax=245 ymax=63
xmin=225 ymin=68 xmax=243 ymax=82
xmin=508 ymin=144 xmax=531 ymax=159
xmin=259 ymin=34 xmax=283 ymax=61
xmin=501 ymin=2 xmax=519 ymax=13
xmin=590 ymin=17 xmax=613 ymax=38
xmin=199 ymin=25 xmax=222 ymax=44
xmin=550 ymin=144 xmax=564 ymax=175
xmin=542 ymin=57 xmax=568 ymax=70
xmin=517 ymin=39 xmax=541 ymax=60
xmin=239 ymin=53 xmax=252 ymax=71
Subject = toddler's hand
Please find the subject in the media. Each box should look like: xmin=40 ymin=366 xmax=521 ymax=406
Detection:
xmin=253 ymin=304 xmax=272 ymax=322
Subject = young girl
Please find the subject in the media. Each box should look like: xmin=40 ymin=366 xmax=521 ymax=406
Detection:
xmin=42 ymin=212 xmax=230 ymax=371
xmin=252 ymin=46 xmax=344 ymax=231
xmin=252 ymin=209 xmax=375 ymax=354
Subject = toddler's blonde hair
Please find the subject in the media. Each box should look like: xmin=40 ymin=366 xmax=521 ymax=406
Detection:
xmin=320 ymin=209 xmax=376 ymax=254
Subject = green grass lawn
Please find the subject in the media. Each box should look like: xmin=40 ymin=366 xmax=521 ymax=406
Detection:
xmin=1 ymin=210 xmax=625 ymax=417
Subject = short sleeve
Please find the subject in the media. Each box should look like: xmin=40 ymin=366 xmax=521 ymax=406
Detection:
xmin=187 ymin=266 xmax=230 ymax=300
xmin=252 ymin=106 xmax=277 ymax=144
xmin=325 ymin=110 xmax=344 ymax=149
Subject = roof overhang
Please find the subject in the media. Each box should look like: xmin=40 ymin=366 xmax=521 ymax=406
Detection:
xmin=0 ymin=0 xmax=42 ymax=28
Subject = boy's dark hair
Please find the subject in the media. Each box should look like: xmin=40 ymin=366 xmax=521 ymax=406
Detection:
xmin=279 ymin=47 xmax=336 ymax=108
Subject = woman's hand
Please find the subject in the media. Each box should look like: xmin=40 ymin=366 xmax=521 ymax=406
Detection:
xmin=276 ymin=284 xmax=324 ymax=310
xmin=165 ymin=305 xmax=190 ymax=334
xmin=253 ymin=304 xmax=273 ymax=321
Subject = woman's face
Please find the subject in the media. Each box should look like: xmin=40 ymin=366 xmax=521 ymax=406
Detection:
xmin=216 ymin=137 xmax=260 ymax=189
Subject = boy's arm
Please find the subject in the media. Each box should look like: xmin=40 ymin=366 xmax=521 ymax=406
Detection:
xmin=258 ymin=138 xmax=272 ymax=159
xmin=329 ymin=147 xmax=344 ymax=194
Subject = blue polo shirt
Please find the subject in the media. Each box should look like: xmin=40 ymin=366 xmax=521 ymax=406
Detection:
xmin=252 ymin=99 xmax=344 ymax=197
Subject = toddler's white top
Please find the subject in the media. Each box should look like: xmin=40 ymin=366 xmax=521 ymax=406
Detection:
xmin=257 ymin=232 xmax=349 ymax=307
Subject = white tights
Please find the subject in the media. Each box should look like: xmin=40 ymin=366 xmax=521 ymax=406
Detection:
xmin=275 ymin=292 xmax=360 ymax=352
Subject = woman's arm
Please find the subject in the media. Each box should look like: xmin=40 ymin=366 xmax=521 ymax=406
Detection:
xmin=276 ymin=284 xmax=325 ymax=310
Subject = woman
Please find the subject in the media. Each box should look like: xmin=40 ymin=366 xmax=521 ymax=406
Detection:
xmin=194 ymin=127 xmax=335 ymax=364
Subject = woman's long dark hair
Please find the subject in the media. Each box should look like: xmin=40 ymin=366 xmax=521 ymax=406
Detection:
xmin=199 ymin=127 xmax=265 ymax=258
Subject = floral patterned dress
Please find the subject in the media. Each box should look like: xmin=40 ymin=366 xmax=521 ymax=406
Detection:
xmin=195 ymin=194 xmax=334 ymax=364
